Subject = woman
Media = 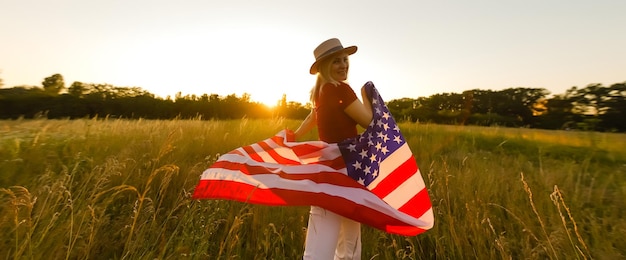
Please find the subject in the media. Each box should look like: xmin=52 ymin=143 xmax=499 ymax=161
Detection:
xmin=293 ymin=38 xmax=373 ymax=260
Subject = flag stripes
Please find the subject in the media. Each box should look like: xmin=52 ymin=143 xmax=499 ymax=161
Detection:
xmin=193 ymin=82 xmax=434 ymax=236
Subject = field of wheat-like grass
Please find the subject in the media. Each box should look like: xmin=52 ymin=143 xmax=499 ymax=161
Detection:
xmin=1 ymin=118 xmax=624 ymax=259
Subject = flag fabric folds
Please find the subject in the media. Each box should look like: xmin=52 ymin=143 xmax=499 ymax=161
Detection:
xmin=192 ymin=81 xmax=434 ymax=236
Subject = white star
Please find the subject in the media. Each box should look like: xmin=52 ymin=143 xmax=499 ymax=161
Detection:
xmin=375 ymin=142 xmax=382 ymax=151
xmin=369 ymin=154 xmax=377 ymax=163
xmin=393 ymin=135 xmax=402 ymax=144
xmin=381 ymin=146 xmax=389 ymax=155
xmin=352 ymin=160 xmax=362 ymax=170
xmin=372 ymin=98 xmax=378 ymax=104
xmin=394 ymin=125 xmax=400 ymax=132
xmin=377 ymin=131 xmax=384 ymax=139
xmin=368 ymin=140 xmax=374 ymax=146
xmin=375 ymin=107 xmax=382 ymax=115
xmin=376 ymin=119 xmax=384 ymax=128
xmin=359 ymin=149 xmax=368 ymax=159
xmin=382 ymin=112 xmax=390 ymax=120
xmin=373 ymin=169 xmax=379 ymax=178
xmin=357 ymin=178 xmax=365 ymax=185
xmin=347 ymin=143 xmax=356 ymax=152
xmin=363 ymin=165 xmax=371 ymax=175
xmin=382 ymin=134 xmax=390 ymax=142
xmin=383 ymin=123 xmax=390 ymax=131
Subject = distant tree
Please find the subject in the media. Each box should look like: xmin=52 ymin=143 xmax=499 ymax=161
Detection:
xmin=283 ymin=101 xmax=309 ymax=119
xmin=387 ymin=98 xmax=419 ymax=122
xmin=0 ymin=70 xmax=4 ymax=88
xmin=68 ymin=81 xmax=88 ymax=97
xmin=499 ymin=87 xmax=549 ymax=126
xmin=463 ymin=88 xmax=548 ymax=126
xmin=42 ymin=73 xmax=65 ymax=94
xmin=537 ymin=89 xmax=577 ymax=130
xmin=275 ymin=93 xmax=288 ymax=117
xmin=571 ymin=83 xmax=611 ymax=117
xmin=598 ymin=82 xmax=626 ymax=131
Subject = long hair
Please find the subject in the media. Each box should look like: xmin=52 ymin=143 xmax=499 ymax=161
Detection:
xmin=310 ymin=54 xmax=344 ymax=104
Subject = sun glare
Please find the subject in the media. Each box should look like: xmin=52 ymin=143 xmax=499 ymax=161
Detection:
xmin=250 ymin=92 xmax=282 ymax=108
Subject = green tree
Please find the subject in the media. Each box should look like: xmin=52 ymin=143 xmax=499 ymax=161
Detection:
xmin=42 ymin=73 xmax=65 ymax=94
xmin=599 ymin=82 xmax=626 ymax=131
xmin=68 ymin=81 xmax=88 ymax=97
xmin=538 ymin=88 xmax=578 ymax=130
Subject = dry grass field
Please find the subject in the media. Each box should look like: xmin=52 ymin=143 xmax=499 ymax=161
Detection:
xmin=1 ymin=118 xmax=625 ymax=259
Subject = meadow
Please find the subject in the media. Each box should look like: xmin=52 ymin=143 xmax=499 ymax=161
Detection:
xmin=1 ymin=117 xmax=624 ymax=259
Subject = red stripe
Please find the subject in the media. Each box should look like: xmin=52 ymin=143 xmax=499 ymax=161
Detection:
xmin=291 ymin=143 xmax=326 ymax=157
xmin=311 ymin=156 xmax=346 ymax=170
xmin=228 ymin=149 xmax=244 ymax=156
xmin=245 ymin=135 xmax=336 ymax=166
xmin=398 ymin=188 xmax=432 ymax=219
xmin=213 ymin=151 xmax=346 ymax=170
xmin=242 ymin=145 xmax=263 ymax=162
xmin=257 ymin=140 xmax=300 ymax=165
xmin=370 ymin=156 xmax=418 ymax=198
xmin=192 ymin=179 xmax=429 ymax=236
xmin=206 ymin=161 xmax=364 ymax=188
xmin=270 ymin=134 xmax=328 ymax=158
xmin=270 ymin=135 xmax=285 ymax=145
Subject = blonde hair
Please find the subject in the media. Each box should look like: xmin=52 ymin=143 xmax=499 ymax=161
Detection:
xmin=310 ymin=54 xmax=344 ymax=104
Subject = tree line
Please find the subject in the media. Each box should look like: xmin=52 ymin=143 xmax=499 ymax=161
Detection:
xmin=1 ymin=73 xmax=625 ymax=132
xmin=0 ymin=74 xmax=309 ymax=120
xmin=387 ymin=83 xmax=626 ymax=132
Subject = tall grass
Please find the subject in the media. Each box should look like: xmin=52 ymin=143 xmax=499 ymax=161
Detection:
xmin=1 ymin=118 xmax=624 ymax=259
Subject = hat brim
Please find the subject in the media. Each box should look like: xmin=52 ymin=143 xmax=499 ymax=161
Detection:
xmin=309 ymin=46 xmax=357 ymax=75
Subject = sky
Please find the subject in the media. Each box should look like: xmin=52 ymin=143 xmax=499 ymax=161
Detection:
xmin=1 ymin=0 xmax=625 ymax=106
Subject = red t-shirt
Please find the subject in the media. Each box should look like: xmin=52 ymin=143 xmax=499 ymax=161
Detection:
xmin=315 ymin=82 xmax=359 ymax=143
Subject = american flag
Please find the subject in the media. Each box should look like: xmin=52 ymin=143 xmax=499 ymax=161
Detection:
xmin=192 ymin=81 xmax=434 ymax=236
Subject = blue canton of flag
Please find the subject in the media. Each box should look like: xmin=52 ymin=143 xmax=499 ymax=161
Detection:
xmin=338 ymin=82 xmax=405 ymax=186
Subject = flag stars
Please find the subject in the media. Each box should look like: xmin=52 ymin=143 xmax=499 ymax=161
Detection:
xmin=381 ymin=146 xmax=389 ymax=155
xmin=352 ymin=160 xmax=362 ymax=170
xmin=393 ymin=135 xmax=403 ymax=144
xmin=383 ymin=123 xmax=390 ymax=131
xmin=373 ymin=169 xmax=379 ymax=178
xmin=369 ymin=153 xmax=377 ymax=163
xmin=347 ymin=143 xmax=357 ymax=152
xmin=363 ymin=165 xmax=371 ymax=175
xmin=359 ymin=149 xmax=368 ymax=159
xmin=382 ymin=134 xmax=390 ymax=142
xmin=375 ymin=142 xmax=382 ymax=151
xmin=382 ymin=112 xmax=390 ymax=120
xmin=357 ymin=178 xmax=365 ymax=185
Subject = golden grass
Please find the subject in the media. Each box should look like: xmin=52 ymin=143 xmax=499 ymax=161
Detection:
xmin=1 ymin=118 xmax=624 ymax=259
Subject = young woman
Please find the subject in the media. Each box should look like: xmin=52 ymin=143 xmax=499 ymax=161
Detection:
xmin=293 ymin=38 xmax=373 ymax=260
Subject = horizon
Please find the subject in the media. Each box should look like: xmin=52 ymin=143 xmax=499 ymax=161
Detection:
xmin=2 ymin=0 xmax=625 ymax=106
xmin=2 ymin=75 xmax=624 ymax=107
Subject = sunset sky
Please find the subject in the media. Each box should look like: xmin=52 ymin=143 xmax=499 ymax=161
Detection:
xmin=1 ymin=0 xmax=625 ymax=106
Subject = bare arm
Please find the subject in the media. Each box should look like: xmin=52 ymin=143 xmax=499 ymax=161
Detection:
xmin=344 ymin=85 xmax=373 ymax=128
xmin=293 ymin=110 xmax=316 ymax=140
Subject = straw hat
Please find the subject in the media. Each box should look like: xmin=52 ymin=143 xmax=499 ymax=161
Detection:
xmin=309 ymin=38 xmax=357 ymax=75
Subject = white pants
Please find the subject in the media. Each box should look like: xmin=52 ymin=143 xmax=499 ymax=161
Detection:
xmin=303 ymin=206 xmax=361 ymax=260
